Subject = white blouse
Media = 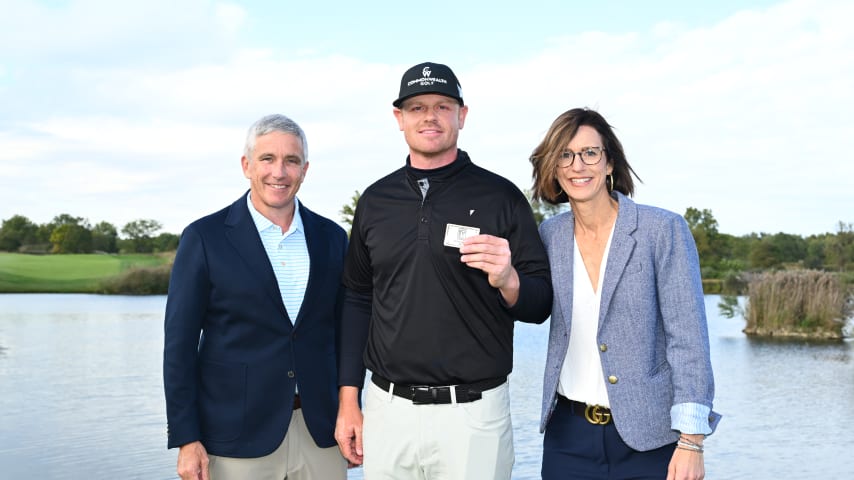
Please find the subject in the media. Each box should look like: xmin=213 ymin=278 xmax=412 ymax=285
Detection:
xmin=557 ymin=223 xmax=615 ymax=407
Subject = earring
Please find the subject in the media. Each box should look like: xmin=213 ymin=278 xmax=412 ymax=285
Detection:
xmin=607 ymin=174 xmax=614 ymax=193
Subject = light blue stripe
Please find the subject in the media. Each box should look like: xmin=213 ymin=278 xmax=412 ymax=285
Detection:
xmin=247 ymin=194 xmax=310 ymax=320
xmin=671 ymin=402 xmax=713 ymax=435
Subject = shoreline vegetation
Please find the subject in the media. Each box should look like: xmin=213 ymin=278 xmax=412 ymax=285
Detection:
xmin=719 ymin=270 xmax=853 ymax=340
xmin=1 ymin=252 xmax=852 ymax=340
xmin=2 ymin=204 xmax=853 ymax=339
xmin=0 ymin=252 xmax=173 ymax=295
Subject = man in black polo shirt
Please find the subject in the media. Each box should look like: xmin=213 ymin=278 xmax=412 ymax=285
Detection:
xmin=334 ymin=61 xmax=552 ymax=480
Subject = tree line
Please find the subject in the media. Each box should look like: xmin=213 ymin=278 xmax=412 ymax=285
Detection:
xmin=525 ymin=197 xmax=854 ymax=294
xmin=682 ymin=207 xmax=853 ymax=277
xmin=339 ymin=190 xmax=854 ymax=282
xmin=5 ymin=199 xmax=853 ymax=280
xmin=0 ymin=214 xmax=179 ymax=254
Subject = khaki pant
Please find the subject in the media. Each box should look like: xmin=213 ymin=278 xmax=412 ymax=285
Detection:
xmin=208 ymin=409 xmax=347 ymax=480
xmin=363 ymin=380 xmax=514 ymax=480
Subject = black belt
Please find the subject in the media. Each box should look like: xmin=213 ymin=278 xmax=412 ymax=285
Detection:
xmin=293 ymin=394 xmax=301 ymax=410
xmin=558 ymin=395 xmax=612 ymax=425
xmin=371 ymin=373 xmax=506 ymax=405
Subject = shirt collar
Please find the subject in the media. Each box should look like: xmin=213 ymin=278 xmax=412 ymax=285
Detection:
xmin=405 ymin=149 xmax=471 ymax=182
xmin=246 ymin=192 xmax=304 ymax=235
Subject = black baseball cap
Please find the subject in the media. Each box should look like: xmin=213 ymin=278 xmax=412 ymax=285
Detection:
xmin=392 ymin=62 xmax=464 ymax=108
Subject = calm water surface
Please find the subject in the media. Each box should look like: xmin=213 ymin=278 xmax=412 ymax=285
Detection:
xmin=0 ymin=294 xmax=852 ymax=479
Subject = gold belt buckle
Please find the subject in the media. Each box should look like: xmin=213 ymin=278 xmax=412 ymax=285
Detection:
xmin=584 ymin=404 xmax=612 ymax=425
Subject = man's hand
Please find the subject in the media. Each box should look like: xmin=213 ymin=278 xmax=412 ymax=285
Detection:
xmin=460 ymin=234 xmax=520 ymax=306
xmin=334 ymin=386 xmax=364 ymax=466
xmin=177 ymin=441 xmax=209 ymax=480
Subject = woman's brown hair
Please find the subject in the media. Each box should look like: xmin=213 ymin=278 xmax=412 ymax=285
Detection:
xmin=530 ymin=108 xmax=640 ymax=204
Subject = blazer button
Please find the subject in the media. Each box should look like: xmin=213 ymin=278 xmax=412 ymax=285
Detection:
xmin=288 ymin=371 xmax=295 ymax=378
xmin=608 ymin=375 xmax=618 ymax=384
xmin=599 ymin=343 xmax=607 ymax=352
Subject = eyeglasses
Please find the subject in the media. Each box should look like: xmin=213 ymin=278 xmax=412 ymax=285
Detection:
xmin=557 ymin=146 xmax=605 ymax=168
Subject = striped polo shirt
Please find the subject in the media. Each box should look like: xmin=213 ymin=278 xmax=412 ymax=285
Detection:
xmin=246 ymin=193 xmax=310 ymax=321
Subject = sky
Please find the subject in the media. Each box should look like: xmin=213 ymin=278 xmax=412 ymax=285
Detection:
xmin=0 ymin=0 xmax=851 ymax=238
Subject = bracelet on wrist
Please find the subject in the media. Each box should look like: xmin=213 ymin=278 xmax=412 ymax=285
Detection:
xmin=676 ymin=440 xmax=704 ymax=454
xmin=678 ymin=435 xmax=704 ymax=448
xmin=676 ymin=445 xmax=704 ymax=454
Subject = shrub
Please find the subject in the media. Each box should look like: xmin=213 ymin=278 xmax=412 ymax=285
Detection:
xmin=17 ymin=243 xmax=52 ymax=254
xmin=702 ymin=279 xmax=722 ymax=294
xmin=720 ymin=270 xmax=748 ymax=295
xmin=744 ymin=270 xmax=852 ymax=339
xmin=100 ymin=263 xmax=172 ymax=295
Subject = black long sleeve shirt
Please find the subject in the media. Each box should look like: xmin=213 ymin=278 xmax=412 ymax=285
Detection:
xmin=339 ymin=150 xmax=552 ymax=387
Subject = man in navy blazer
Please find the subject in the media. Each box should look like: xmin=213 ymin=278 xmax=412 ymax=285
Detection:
xmin=163 ymin=114 xmax=348 ymax=480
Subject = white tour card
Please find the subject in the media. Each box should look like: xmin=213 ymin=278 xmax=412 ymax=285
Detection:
xmin=443 ymin=223 xmax=480 ymax=248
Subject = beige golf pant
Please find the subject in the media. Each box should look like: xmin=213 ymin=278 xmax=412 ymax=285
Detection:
xmin=363 ymin=380 xmax=514 ymax=480
xmin=208 ymin=408 xmax=347 ymax=480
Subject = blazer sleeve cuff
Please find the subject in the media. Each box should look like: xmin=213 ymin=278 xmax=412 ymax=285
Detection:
xmin=671 ymin=402 xmax=720 ymax=436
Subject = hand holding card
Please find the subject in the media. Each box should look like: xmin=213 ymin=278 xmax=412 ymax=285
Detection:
xmin=443 ymin=223 xmax=480 ymax=248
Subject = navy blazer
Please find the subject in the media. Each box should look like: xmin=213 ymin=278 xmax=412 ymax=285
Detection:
xmin=163 ymin=193 xmax=348 ymax=458
xmin=539 ymin=192 xmax=720 ymax=451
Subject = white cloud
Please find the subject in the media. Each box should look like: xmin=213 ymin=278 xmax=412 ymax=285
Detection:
xmin=459 ymin=0 xmax=854 ymax=236
xmin=214 ymin=2 xmax=247 ymax=35
xmin=23 ymin=117 xmax=242 ymax=157
xmin=0 ymin=0 xmax=851 ymax=237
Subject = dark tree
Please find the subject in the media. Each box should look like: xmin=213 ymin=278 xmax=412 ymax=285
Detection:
xmin=121 ymin=219 xmax=163 ymax=253
xmin=0 ymin=215 xmax=39 ymax=251
xmin=748 ymin=232 xmax=807 ymax=269
xmin=684 ymin=207 xmax=723 ymax=275
xmin=339 ymin=190 xmax=361 ymax=236
xmin=152 ymin=232 xmax=179 ymax=252
xmin=525 ymin=189 xmax=565 ymax=226
xmin=92 ymin=221 xmax=119 ymax=253
xmin=826 ymin=222 xmax=854 ymax=272
xmin=43 ymin=214 xmax=91 ymax=254
xmin=50 ymin=224 xmax=93 ymax=253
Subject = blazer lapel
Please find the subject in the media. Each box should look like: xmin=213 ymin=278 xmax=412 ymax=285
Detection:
xmin=553 ymin=211 xmax=576 ymax=333
xmin=293 ymin=203 xmax=324 ymax=328
xmin=224 ymin=194 xmax=288 ymax=319
xmin=599 ymin=192 xmax=638 ymax=328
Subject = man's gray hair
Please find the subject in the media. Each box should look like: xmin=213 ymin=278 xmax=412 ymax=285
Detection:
xmin=244 ymin=114 xmax=308 ymax=161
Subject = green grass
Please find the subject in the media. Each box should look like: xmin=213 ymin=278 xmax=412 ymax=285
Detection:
xmin=0 ymin=252 xmax=172 ymax=293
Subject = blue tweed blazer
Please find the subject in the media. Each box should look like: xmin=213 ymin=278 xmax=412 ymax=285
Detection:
xmin=538 ymin=192 xmax=721 ymax=451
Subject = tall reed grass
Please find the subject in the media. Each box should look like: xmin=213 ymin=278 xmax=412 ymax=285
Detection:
xmin=99 ymin=263 xmax=172 ymax=295
xmin=744 ymin=270 xmax=852 ymax=339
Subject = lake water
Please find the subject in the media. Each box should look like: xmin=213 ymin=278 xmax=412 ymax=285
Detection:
xmin=0 ymin=294 xmax=852 ymax=479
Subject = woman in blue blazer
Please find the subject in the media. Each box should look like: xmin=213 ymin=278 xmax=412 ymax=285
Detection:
xmin=529 ymin=108 xmax=720 ymax=480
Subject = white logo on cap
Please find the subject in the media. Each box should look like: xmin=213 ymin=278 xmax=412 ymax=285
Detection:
xmin=407 ymin=65 xmax=448 ymax=88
